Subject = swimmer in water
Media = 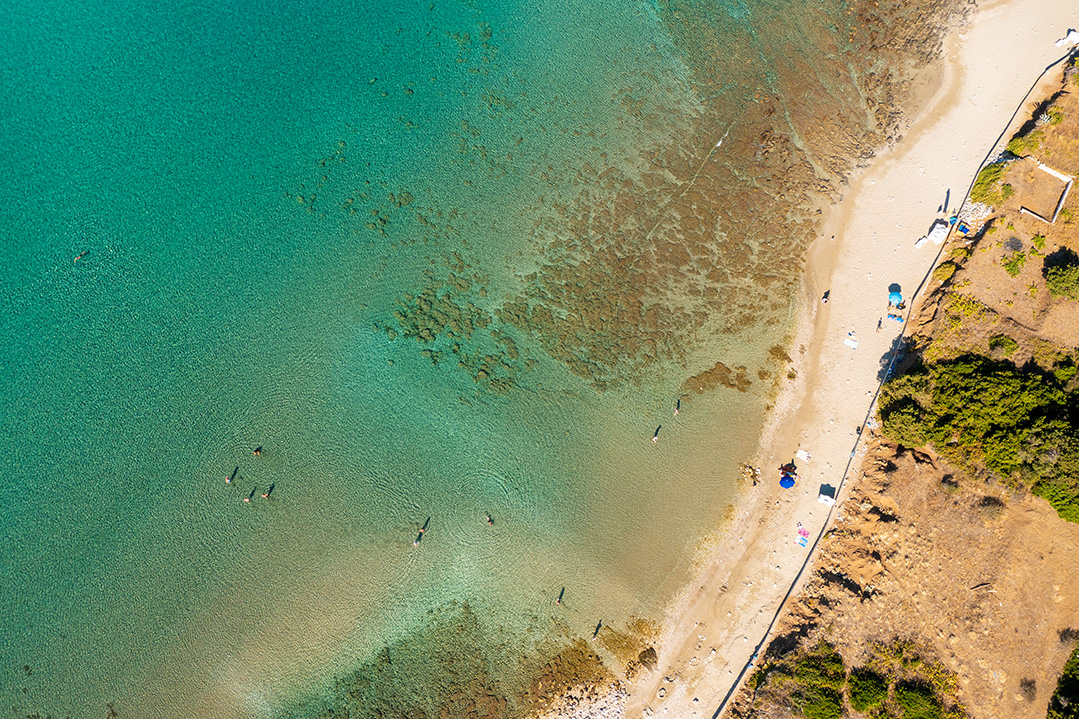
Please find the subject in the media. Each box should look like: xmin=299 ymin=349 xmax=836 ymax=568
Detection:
xmin=556 ymin=587 xmax=565 ymax=605
xmin=591 ymin=620 xmax=602 ymax=641
xmin=73 ymin=250 xmax=90 ymax=263
xmin=244 ymin=486 xmax=257 ymax=503
xmin=413 ymin=517 xmax=430 ymax=546
xmin=653 ymin=425 xmax=661 ymax=444
xmin=485 ymin=513 xmax=494 ymax=526
xmin=253 ymin=446 xmax=262 ymax=456
xmin=226 ymin=466 xmax=238 ymax=484
xmin=674 ymin=398 xmax=680 ymax=416
xmin=261 ymin=483 xmax=275 ymax=499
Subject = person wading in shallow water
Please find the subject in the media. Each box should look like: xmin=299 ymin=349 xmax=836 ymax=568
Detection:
xmin=653 ymin=426 xmax=661 ymax=444
xmin=261 ymin=483 xmax=275 ymax=499
xmin=556 ymin=587 xmax=565 ymax=605
xmin=244 ymin=486 xmax=257 ymax=503
xmin=253 ymin=446 xmax=262 ymax=456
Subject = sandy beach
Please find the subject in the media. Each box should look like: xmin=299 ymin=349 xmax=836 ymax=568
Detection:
xmin=621 ymin=1 xmax=1079 ymax=716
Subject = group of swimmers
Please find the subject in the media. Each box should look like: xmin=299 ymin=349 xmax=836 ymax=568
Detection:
xmin=652 ymin=398 xmax=684 ymax=444
xmin=225 ymin=446 xmax=275 ymax=503
xmin=411 ymin=511 xmax=496 ymax=546
xmin=226 ymin=451 xmax=596 ymax=635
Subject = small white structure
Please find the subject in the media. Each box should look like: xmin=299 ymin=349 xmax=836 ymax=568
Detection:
xmin=915 ymin=219 xmax=950 ymax=248
xmin=818 ymin=483 xmax=837 ymax=506
xmin=1055 ymin=30 xmax=1079 ymax=47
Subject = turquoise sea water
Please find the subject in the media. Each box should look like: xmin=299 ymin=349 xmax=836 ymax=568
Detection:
xmin=1 ymin=0 xmax=900 ymax=716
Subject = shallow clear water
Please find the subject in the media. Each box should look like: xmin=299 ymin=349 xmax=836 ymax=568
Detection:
xmin=0 ymin=0 xmax=895 ymax=715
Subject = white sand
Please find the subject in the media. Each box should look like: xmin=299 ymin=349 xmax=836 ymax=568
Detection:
xmin=622 ymin=1 xmax=1079 ymax=716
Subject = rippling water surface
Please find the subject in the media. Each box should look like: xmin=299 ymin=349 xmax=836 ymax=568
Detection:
xmin=0 ymin=0 xmax=930 ymax=715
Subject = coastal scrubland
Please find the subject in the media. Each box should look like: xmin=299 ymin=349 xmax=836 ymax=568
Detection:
xmin=731 ymin=60 xmax=1079 ymax=719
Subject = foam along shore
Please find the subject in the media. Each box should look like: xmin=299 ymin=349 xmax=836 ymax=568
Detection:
xmin=622 ymin=1 xmax=1079 ymax=716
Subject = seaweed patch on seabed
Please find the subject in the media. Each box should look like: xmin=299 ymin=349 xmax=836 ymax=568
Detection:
xmin=278 ymin=602 xmax=617 ymax=719
xmin=290 ymin=0 xmax=968 ymax=395
xmin=495 ymin=0 xmax=970 ymax=392
xmin=376 ymin=249 xmax=539 ymax=393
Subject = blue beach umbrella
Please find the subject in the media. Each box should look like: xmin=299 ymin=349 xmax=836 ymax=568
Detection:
xmin=888 ymin=291 xmax=904 ymax=305
xmin=779 ymin=476 xmax=796 ymax=489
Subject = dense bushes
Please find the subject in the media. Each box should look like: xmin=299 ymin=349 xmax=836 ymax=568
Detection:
xmin=1006 ymin=130 xmax=1044 ymax=157
xmin=932 ymin=261 xmax=958 ymax=283
xmin=895 ymin=683 xmax=943 ymax=719
xmin=970 ymin=164 xmax=1009 ymax=205
xmin=1048 ymin=644 xmax=1079 ymax=719
xmin=750 ymin=641 xmax=966 ymax=718
xmin=848 ymin=669 xmax=888 ymax=712
xmin=794 ymin=643 xmax=847 ymax=719
xmin=878 ymin=355 xmax=1079 ymax=522
xmin=987 ymin=335 xmax=1018 ymax=357
xmin=1047 ymin=263 xmax=1079 ymax=299
xmin=1045 ymin=249 xmax=1079 ymax=299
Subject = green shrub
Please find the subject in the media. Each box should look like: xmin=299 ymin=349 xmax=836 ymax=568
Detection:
xmin=1055 ymin=360 xmax=1078 ymax=384
xmin=895 ymin=683 xmax=942 ymax=719
xmin=947 ymin=293 xmax=985 ymax=319
xmin=1001 ymin=183 xmax=1014 ymax=200
xmin=878 ymin=355 xmax=1079 ymax=522
xmin=1047 ymin=644 xmax=1079 ymax=719
xmin=848 ymin=669 xmax=888 ymax=712
xmin=881 ymin=401 xmax=928 ymax=447
xmin=792 ymin=643 xmax=847 ymax=719
xmin=795 ymin=643 xmax=846 ymax=691
xmin=1032 ymin=234 xmax=1047 ymax=251
xmin=932 ymin=261 xmax=958 ymax=283
xmin=1049 ymin=107 xmax=1065 ymax=125
xmin=970 ymin=163 xmax=1009 ymax=205
xmin=1001 ymin=251 xmax=1026 ymax=276
xmin=1006 ymin=130 xmax=1045 ymax=157
xmin=802 ymin=686 xmax=843 ymax=719
xmin=988 ymin=335 xmax=1018 ymax=356
xmin=1047 ymin=263 xmax=1079 ymax=299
